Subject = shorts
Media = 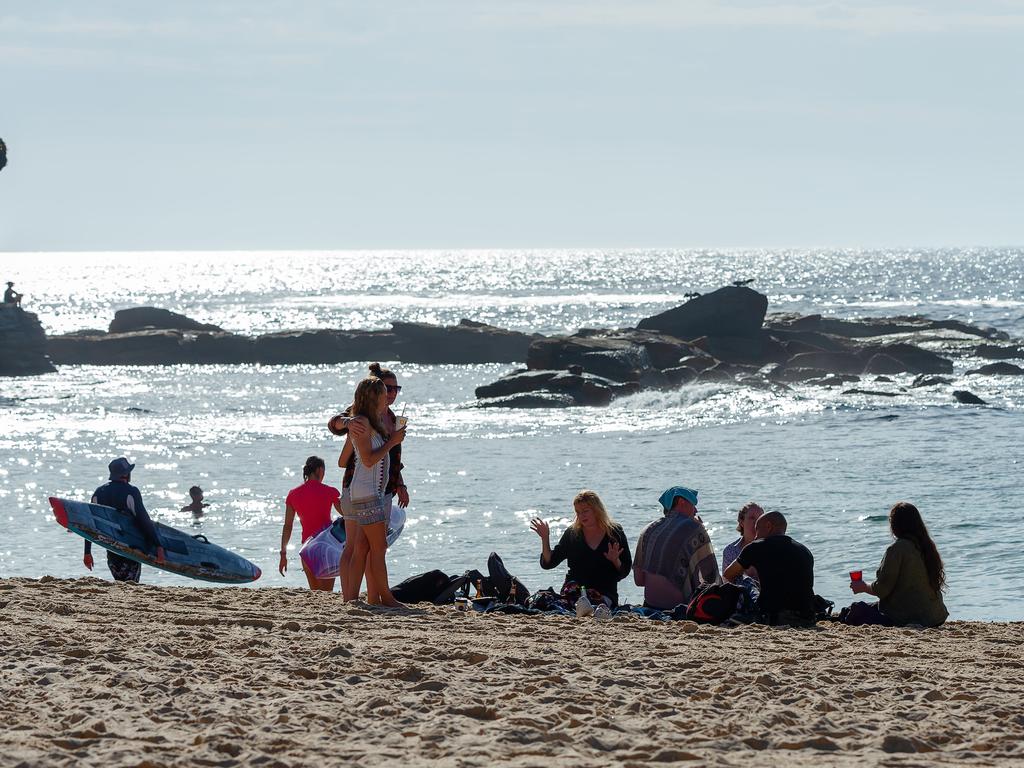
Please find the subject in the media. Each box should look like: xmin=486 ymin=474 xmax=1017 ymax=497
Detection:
xmin=341 ymin=490 xmax=393 ymax=525
xmin=348 ymin=493 xmax=390 ymax=526
xmin=107 ymin=551 xmax=142 ymax=583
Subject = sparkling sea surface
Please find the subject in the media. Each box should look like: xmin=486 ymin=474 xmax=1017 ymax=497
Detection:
xmin=2 ymin=248 xmax=1022 ymax=620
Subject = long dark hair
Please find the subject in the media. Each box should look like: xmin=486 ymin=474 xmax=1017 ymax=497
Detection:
xmin=889 ymin=502 xmax=945 ymax=593
xmin=303 ymin=456 xmax=325 ymax=481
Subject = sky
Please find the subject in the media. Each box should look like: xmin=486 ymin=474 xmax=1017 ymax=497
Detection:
xmin=1 ymin=0 xmax=1022 ymax=251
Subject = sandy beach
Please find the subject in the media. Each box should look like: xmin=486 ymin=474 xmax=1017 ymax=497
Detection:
xmin=1 ymin=578 xmax=1022 ymax=767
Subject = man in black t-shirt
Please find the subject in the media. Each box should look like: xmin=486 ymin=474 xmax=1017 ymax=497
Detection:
xmin=722 ymin=511 xmax=815 ymax=626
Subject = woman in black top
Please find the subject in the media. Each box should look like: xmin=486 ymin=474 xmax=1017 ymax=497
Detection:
xmin=530 ymin=490 xmax=632 ymax=607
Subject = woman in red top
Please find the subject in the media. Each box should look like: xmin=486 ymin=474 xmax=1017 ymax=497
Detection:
xmin=279 ymin=456 xmax=342 ymax=591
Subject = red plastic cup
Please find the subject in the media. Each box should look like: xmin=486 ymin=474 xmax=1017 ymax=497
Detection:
xmin=849 ymin=570 xmax=863 ymax=582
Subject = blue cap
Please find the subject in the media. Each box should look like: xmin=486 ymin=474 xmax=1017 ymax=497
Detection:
xmin=659 ymin=486 xmax=698 ymax=511
xmin=108 ymin=457 xmax=136 ymax=479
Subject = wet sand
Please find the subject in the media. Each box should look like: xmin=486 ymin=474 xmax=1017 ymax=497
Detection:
xmin=2 ymin=577 xmax=1022 ymax=767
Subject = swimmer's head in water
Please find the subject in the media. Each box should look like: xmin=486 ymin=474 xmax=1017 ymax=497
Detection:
xmin=189 ymin=485 xmax=203 ymax=500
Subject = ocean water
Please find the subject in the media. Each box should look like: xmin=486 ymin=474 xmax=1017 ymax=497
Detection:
xmin=2 ymin=248 xmax=1022 ymax=620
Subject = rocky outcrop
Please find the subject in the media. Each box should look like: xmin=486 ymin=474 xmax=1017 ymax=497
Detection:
xmin=953 ymin=390 xmax=987 ymax=405
xmin=638 ymin=286 xmax=768 ymax=339
xmin=475 ymin=285 xmax=1022 ymax=408
xmin=973 ymin=344 xmax=1024 ymax=360
xmin=109 ymin=307 xmax=223 ymax=334
xmin=967 ymin=362 xmax=1024 ymax=376
xmin=526 ymin=330 xmax=696 ymax=382
xmin=47 ymin=316 xmax=536 ymax=366
xmin=0 ymin=306 xmax=56 ymax=376
xmin=475 ymin=370 xmax=638 ymax=407
xmin=391 ymin=320 xmax=536 ymax=364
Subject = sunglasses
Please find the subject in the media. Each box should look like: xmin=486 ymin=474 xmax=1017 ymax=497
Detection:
xmin=386 ymin=385 xmax=402 ymax=394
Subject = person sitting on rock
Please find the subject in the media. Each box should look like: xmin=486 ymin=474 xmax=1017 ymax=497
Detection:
xmin=530 ymin=490 xmax=632 ymax=614
xmin=633 ymin=486 xmax=720 ymax=610
xmin=843 ymin=502 xmax=948 ymax=627
xmin=722 ymin=511 xmax=816 ymax=626
xmin=180 ymin=485 xmax=208 ymax=517
xmin=3 ymin=282 xmax=22 ymax=307
xmin=84 ymin=458 xmax=166 ymax=582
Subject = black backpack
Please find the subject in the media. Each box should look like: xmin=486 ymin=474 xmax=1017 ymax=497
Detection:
xmin=487 ymin=552 xmax=530 ymax=606
xmin=390 ymin=570 xmax=452 ymax=603
xmin=685 ymin=582 xmax=742 ymax=624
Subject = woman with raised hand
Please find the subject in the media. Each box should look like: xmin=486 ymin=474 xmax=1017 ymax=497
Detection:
xmin=341 ymin=375 xmax=406 ymax=606
xmin=845 ymin=502 xmax=948 ymax=627
xmin=531 ymin=490 xmax=632 ymax=613
xmin=279 ymin=456 xmax=342 ymax=591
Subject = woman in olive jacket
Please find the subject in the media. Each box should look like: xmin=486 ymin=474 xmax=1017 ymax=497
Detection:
xmin=846 ymin=502 xmax=948 ymax=627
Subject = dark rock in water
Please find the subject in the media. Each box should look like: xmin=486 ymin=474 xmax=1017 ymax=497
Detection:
xmin=50 ymin=315 xmax=532 ymax=366
xmin=477 ymin=369 xmax=638 ymax=407
xmin=787 ymin=351 xmax=865 ymax=375
xmin=863 ymin=354 xmax=907 ymax=375
xmin=973 ymin=343 xmax=1024 ymax=360
xmin=187 ymin=332 xmax=257 ymax=364
xmin=691 ymin=331 xmax=788 ymax=366
xmin=766 ymin=366 xmax=835 ymax=384
xmin=637 ymin=368 xmax=672 ymax=389
xmin=526 ymin=329 xmax=694 ymax=381
xmin=780 ymin=339 xmax=834 ymax=357
xmin=677 ymin=354 xmax=717 ymax=372
xmin=967 ymin=362 xmax=1024 ymax=376
xmin=810 ymin=374 xmax=862 ymax=387
xmin=253 ymin=330 xmax=387 ymax=365
xmin=862 ymin=343 xmax=953 ymax=375
xmin=48 ymin=329 xmax=190 ymax=365
xmin=736 ymin=375 xmax=777 ymax=390
xmin=663 ymin=366 xmax=698 ymax=386
xmin=640 ymin=337 xmax=699 ymax=369
xmin=694 ymin=365 xmax=735 ymax=384
xmin=109 ymin=307 xmax=223 ymax=334
xmin=769 ymin=328 xmax=849 ymax=353
xmin=475 ymin=393 xmax=577 ymax=409
xmin=873 ymin=375 xmax=894 ymax=383
xmin=953 ymin=390 xmax=987 ymax=405
xmin=527 ymin=334 xmax=645 ymax=378
xmin=390 ymin=320 xmax=535 ymax=364
xmin=768 ymin=313 xmax=1005 ymax=341
xmin=842 ymin=388 xmax=899 ymax=397
xmin=637 ymin=286 xmax=768 ymax=340
xmin=544 ymin=372 xmax=639 ymax=406
xmin=0 ymin=306 xmax=56 ymax=376
xmin=911 ymin=374 xmax=952 ymax=388
xmin=475 ymin=370 xmax=558 ymax=399
xmin=578 ymin=349 xmax=645 ymax=381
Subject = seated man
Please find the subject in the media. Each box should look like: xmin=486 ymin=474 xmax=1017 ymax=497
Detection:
xmin=633 ymin=486 xmax=720 ymax=611
xmin=723 ymin=511 xmax=815 ymax=626
xmin=3 ymin=281 xmax=22 ymax=306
